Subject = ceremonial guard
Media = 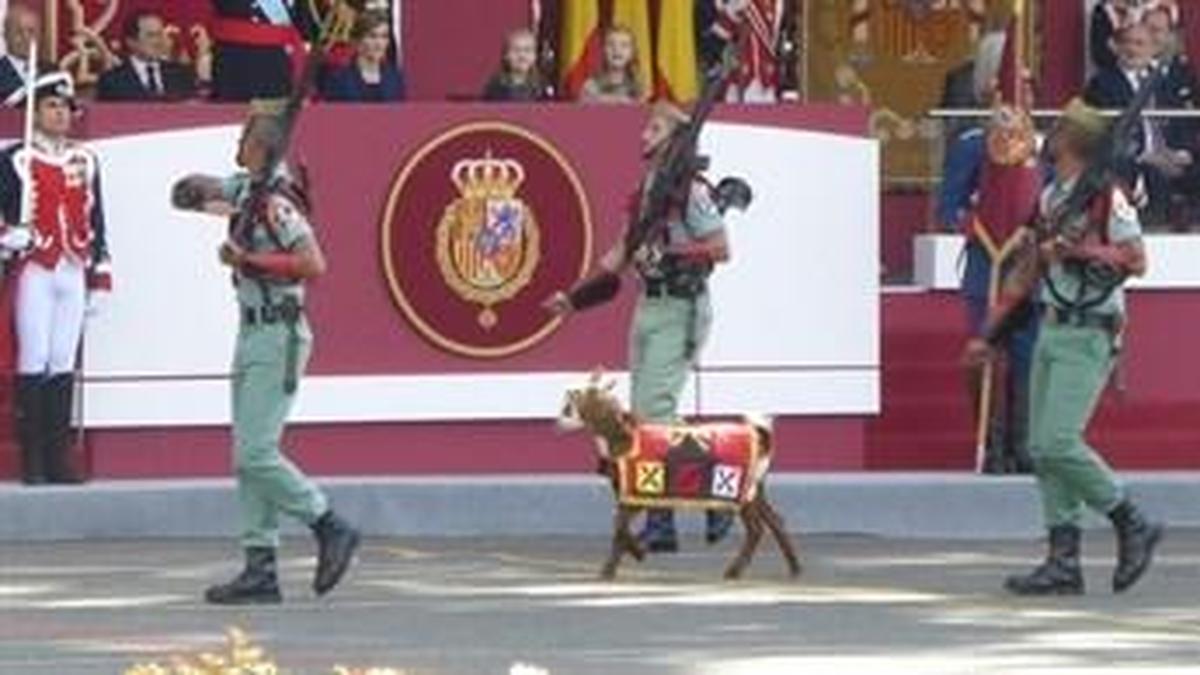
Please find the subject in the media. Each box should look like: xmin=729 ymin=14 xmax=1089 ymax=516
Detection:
xmin=172 ymin=103 xmax=359 ymax=604
xmin=966 ymin=99 xmax=1163 ymax=596
xmin=0 ymin=73 xmax=111 ymax=485
xmin=548 ymin=102 xmax=749 ymax=552
xmin=210 ymin=0 xmax=319 ymax=101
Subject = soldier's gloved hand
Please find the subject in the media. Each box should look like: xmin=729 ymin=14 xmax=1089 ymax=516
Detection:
xmin=85 ymin=291 xmax=108 ymax=318
xmin=219 ymin=240 xmax=246 ymax=268
xmin=961 ymin=338 xmax=995 ymax=369
xmin=632 ymin=245 xmax=662 ymax=268
xmin=0 ymin=226 xmax=34 ymax=253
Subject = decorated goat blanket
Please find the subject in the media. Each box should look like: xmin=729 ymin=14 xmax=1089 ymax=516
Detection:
xmin=616 ymin=423 xmax=763 ymax=510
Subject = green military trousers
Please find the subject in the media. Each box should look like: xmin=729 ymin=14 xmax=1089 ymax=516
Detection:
xmin=629 ymin=294 xmax=712 ymax=423
xmin=231 ymin=317 xmax=328 ymax=549
xmin=1028 ymin=320 xmax=1125 ymax=528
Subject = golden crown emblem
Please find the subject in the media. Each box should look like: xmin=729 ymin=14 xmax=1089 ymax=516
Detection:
xmin=437 ymin=150 xmax=540 ymax=330
xmin=451 ymin=154 xmax=526 ymax=199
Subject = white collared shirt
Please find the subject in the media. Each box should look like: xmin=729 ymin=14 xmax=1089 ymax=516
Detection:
xmin=129 ymin=56 xmax=163 ymax=94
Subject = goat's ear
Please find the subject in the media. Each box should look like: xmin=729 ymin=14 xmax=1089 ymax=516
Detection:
xmin=589 ymin=366 xmax=605 ymax=384
xmin=603 ymin=378 xmax=618 ymax=393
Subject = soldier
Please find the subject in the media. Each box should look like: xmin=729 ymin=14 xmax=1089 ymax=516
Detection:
xmin=0 ymin=72 xmax=111 ymax=485
xmin=171 ymin=103 xmax=359 ymax=604
xmin=941 ymin=107 xmax=1041 ymax=475
xmin=966 ymin=99 xmax=1164 ymax=596
xmin=546 ymin=102 xmax=735 ymax=552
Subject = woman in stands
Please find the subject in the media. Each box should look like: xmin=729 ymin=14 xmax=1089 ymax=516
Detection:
xmin=320 ymin=10 xmax=406 ymax=103
xmin=580 ymin=25 xmax=643 ymax=104
xmin=482 ymin=28 xmax=549 ymax=102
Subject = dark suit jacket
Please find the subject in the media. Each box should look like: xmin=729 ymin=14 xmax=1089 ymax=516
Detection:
xmin=320 ymin=62 xmax=406 ymax=102
xmin=96 ymin=60 xmax=197 ymax=102
xmin=0 ymin=57 xmax=55 ymax=105
xmin=1084 ymin=65 xmax=1137 ymax=110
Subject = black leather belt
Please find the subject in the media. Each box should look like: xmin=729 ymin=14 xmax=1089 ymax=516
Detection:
xmin=242 ymin=304 xmax=304 ymax=326
xmin=1045 ymin=306 xmax=1121 ymax=333
xmin=644 ymin=280 xmax=705 ymax=299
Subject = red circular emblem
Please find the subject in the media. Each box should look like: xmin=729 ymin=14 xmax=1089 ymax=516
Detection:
xmin=381 ymin=122 xmax=594 ymax=358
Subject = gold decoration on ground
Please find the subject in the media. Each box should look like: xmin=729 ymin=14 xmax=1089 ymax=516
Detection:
xmin=435 ymin=151 xmax=541 ymax=330
xmin=124 ymin=628 xmax=410 ymax=675
xmin=125 ymin=628 xmax=279 ymax=675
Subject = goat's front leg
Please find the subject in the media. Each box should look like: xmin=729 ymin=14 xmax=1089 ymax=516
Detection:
xmin=601 ymin=504 xmax=638 ymax=579
xmin=724 ymin=504 xmax=764 ymax=580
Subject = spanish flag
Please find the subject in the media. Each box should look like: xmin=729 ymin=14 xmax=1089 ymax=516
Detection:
xmin=655 ymin=0 xmax=700 ymax=103
xmin=611 ymin=0 xmax=655 ymax=101
xmin=560 ymin=0 xmax=603 ymax=99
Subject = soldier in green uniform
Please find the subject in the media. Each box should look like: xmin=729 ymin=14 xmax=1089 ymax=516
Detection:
xmin=966 ymin=99 xmax=1164 ymax=596
xmin=172 ymin=105 xmax=360 ymax=604
xmin=547 ymin=102 xmax=735 ymax=552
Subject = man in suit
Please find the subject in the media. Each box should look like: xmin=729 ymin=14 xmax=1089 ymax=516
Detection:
xmin=96 ymin=11 xmax=197 ymax=102
xmin=210 ymin=0 xmax=319 ymax=102
xmin=0 ymin=3 xmax=46 ymax=105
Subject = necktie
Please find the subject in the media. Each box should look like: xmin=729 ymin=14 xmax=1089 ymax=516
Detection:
xmin=147 ymin=63 xmax=164 ymax=96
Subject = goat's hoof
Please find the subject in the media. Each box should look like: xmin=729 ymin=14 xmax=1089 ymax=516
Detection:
xmin=787 ymin=563 xmax=803 ymax=579
xmin=599 ymin=567 xmax=617 ymax=581
xmin=629 ymin=547 xmax=646 ymax=563
xmin=723 ymin=566 xmax=744 ymax=581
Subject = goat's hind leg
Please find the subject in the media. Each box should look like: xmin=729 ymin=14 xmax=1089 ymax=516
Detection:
xmin=723 ymin=503 xmax=764 ymax=580
xmin=758 ymin=488 xmax=802 ymax=577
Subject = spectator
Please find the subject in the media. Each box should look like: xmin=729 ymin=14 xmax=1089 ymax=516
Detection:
xmin=320 ymin=10 xmax=406 ymax=102
xmin=1090 ymin=0 xmax=1178 ymax=72
xmin=1143 ymin=6 xmax=1199 ymax=226
xmin=209 ymin=0 xmax=318 ymax=102
xmin=481 ymin=28 xmax=548 ymax=102
xmin=1084 ymin=23 xmax=1155 ymax=109
xmin=96 ymin=11 xmax=197 ymax=102
xmin=580 ymin=25 xmax=643 ymax=104
xmin=0 ymin=3 xmax=47 ymax=105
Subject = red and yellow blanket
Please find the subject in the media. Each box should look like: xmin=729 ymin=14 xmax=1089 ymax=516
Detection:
xmin=616 ymin=423 xmax=763 ymax=510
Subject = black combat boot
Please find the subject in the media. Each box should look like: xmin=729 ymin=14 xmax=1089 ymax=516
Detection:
xmin=15 ymin=375 xmax=46 ymax=485
xmin=311 ymin=510 xmax=360 ymax=596
xmin=1005 ymin=525 xmax=1085 ymax=596
xmin=637 ymin=509 xmax=678 ymax=553
xmin=204 ymin=547 xmax=283 ymax=605
xmin=1109 ymin=500 xmax=1164 ymax=594
xmin=42 ymin=374 xmax=82 ymax=484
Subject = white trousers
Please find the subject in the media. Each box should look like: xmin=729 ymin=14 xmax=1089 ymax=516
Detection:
xmin=16 ymin=258 xmax=86 ymax=376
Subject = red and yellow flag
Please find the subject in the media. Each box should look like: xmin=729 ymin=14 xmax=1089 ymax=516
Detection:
xmin=655 ymin=0 xmax=700 ymax=102
xmin=611 ymin=0 xmax=654 ymax=101
xmin=560 ymin=0 xmax=603 ymax=99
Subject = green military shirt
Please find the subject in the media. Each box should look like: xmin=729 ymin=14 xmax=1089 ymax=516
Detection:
xmin=635 ymin=180 xmax=725 ymax=280
xmin=222 ymin=173 xmax=311 ymax=309
xmin=1038 ymin=179 xmax=1141 ymax=316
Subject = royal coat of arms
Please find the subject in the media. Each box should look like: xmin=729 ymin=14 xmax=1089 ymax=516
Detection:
xmin=435 ymin=153 xmax=541 ymax=330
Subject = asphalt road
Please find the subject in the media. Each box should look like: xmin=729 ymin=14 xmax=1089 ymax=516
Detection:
xmin=1 ymin=530 xmax=1198 ymax=674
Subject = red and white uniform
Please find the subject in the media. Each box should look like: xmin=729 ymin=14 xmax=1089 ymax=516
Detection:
xmin=0 ymin=135 xmax=111 ymax=375
xmin=713 ymin=0 xmax=785 ymax=103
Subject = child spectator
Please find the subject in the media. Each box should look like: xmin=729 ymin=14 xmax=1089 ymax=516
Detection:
xmin=579 ymin=25 xmax=643 ymax=104
xmin=482 ymin=28 xmax=549 ymax=102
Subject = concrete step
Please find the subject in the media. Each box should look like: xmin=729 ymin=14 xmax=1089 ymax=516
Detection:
xmin=1 ymin=473 xmax=1196 ymax=543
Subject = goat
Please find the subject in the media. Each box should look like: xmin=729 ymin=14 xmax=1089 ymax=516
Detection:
xmin=558 ymin=371 xmax=801 ymax=580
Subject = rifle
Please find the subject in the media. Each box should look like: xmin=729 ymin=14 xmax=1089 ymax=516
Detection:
xmin=564 ymin=43 xmax=742 ymax=313
xmin=984 ymin=71 xmax=1160 ymax=343
xmin=234 ymin=0 xmax=367 ymax=224
xmin=621 ymin=46 xmax=742 ymax=265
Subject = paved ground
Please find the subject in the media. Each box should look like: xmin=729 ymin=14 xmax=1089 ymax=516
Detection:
xmin=1 ymin=530 xmax=1198 ymax=674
